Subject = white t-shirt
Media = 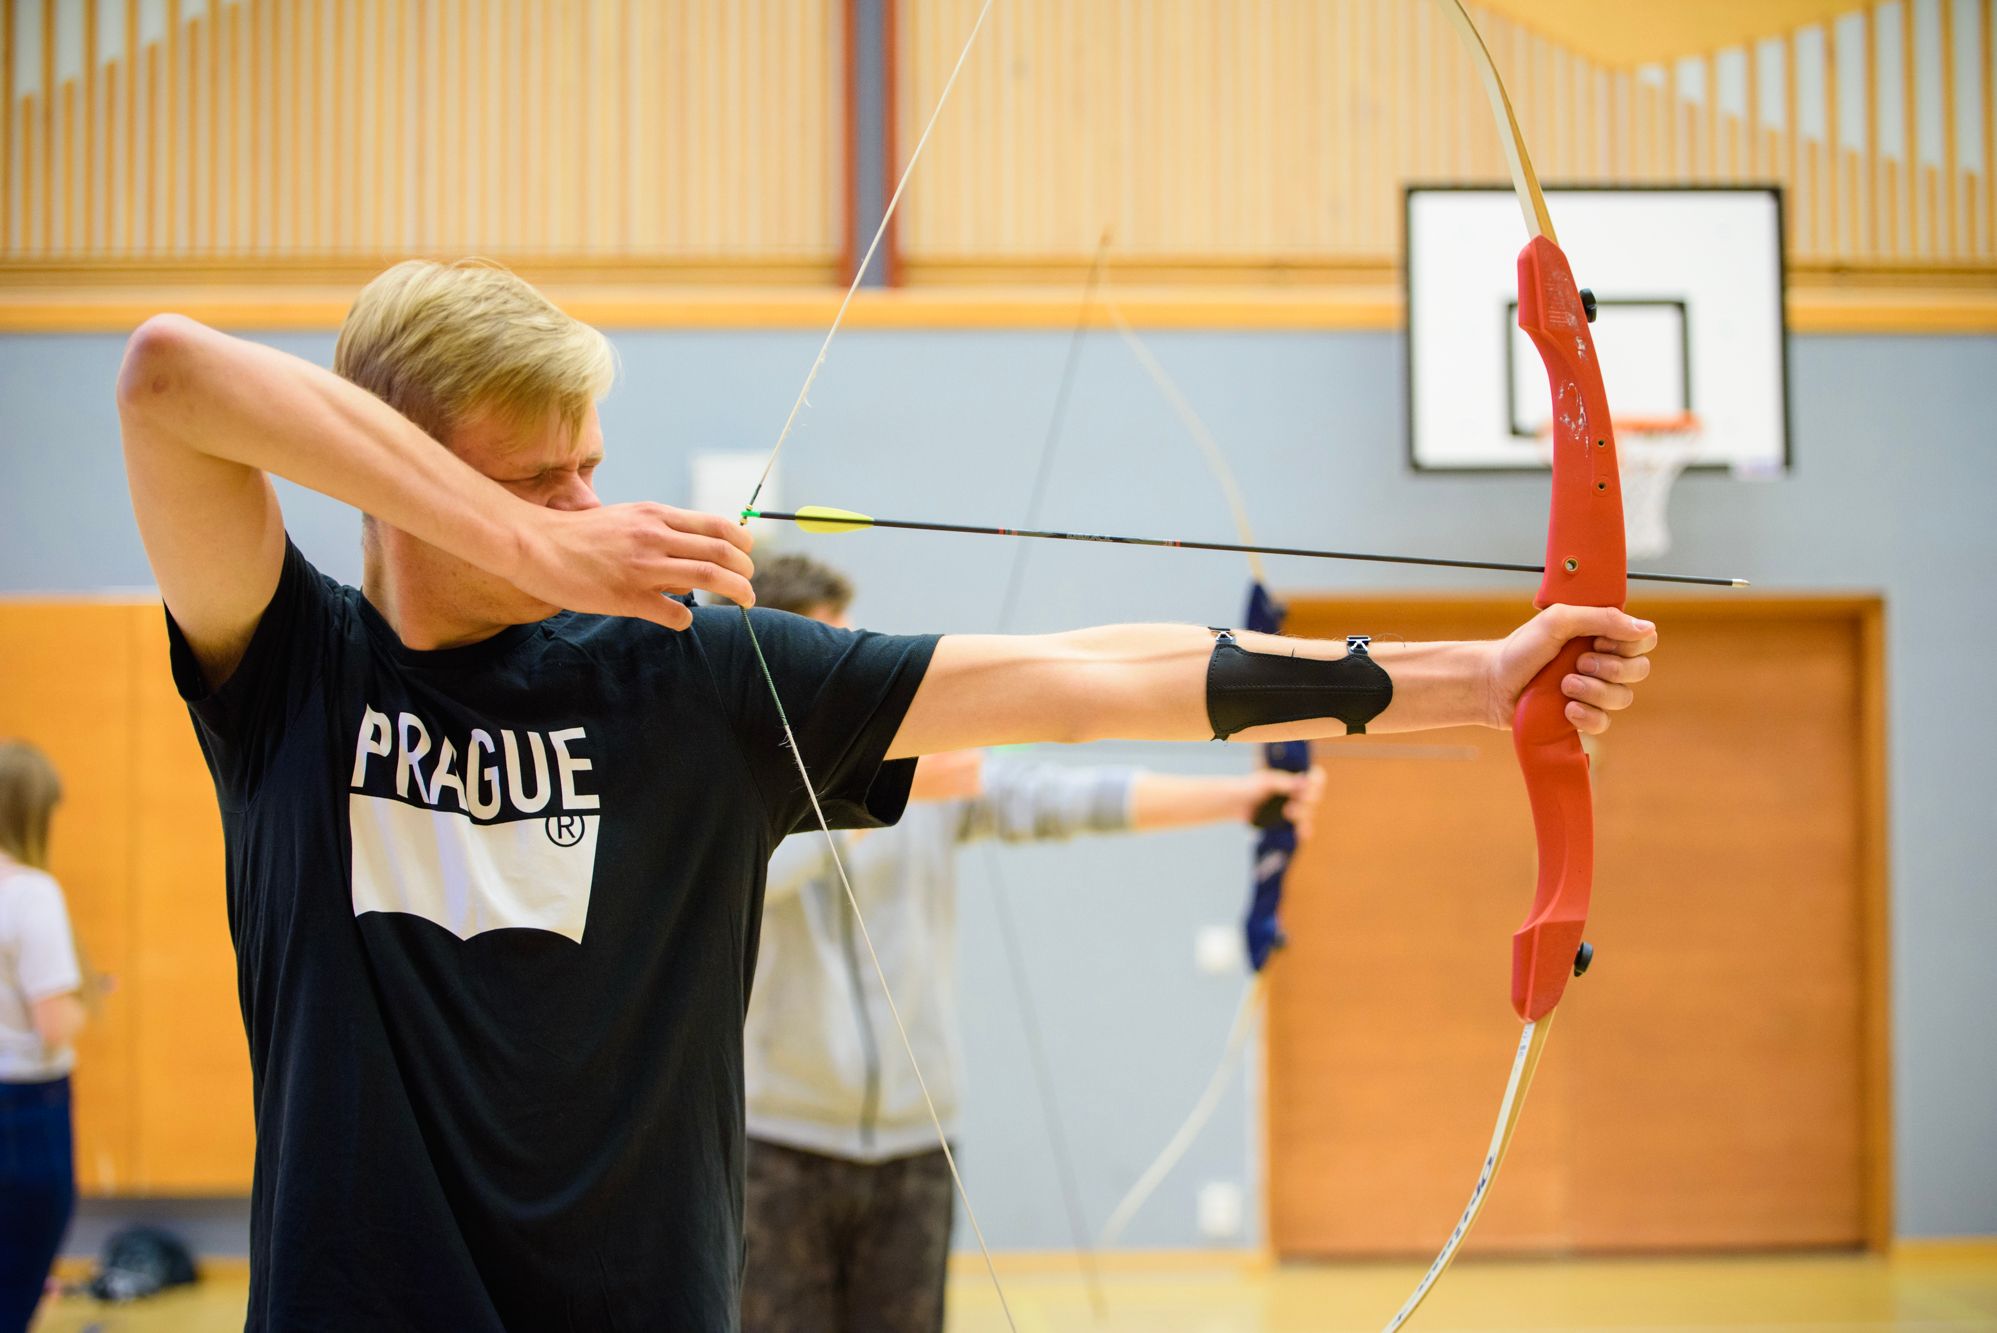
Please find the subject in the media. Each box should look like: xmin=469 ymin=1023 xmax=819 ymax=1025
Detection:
xmin=0 ymin=858 xmax=82 ymax=1081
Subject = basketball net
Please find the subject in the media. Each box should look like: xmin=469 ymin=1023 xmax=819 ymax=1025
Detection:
xmin=1536 ymin=413 xmax=1702 ymax=561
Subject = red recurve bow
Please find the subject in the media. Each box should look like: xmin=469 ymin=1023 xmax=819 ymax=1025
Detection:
xmin=1383 ymin=4 xmax=1630 ymax=1328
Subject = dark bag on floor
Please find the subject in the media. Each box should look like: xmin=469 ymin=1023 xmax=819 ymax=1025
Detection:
xmin=85 ymin=1226 xmax=197 ymax=1302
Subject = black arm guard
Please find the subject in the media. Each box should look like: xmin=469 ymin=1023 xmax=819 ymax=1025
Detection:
xmin=1205 ymin=631 xmax=1392 ymax=739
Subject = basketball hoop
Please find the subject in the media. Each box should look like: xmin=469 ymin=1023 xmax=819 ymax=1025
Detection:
xmin=1536 ymin=413 xmax=1702 ymax=561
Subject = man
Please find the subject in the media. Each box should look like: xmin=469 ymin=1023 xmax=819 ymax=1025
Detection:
xmin=115 ymin=258 xmax=1656 ymax=1329
xmin=740 ymin=555 xmax=1324 ymax=1333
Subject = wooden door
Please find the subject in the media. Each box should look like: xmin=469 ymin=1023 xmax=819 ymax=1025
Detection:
xmin=1264 ymin=594 xmax=1889 ymax=1256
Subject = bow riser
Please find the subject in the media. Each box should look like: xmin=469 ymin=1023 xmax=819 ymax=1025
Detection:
xmin=1509 ymin=705 xmax=1593 ymax=1020
xmin=1521 ymin=236 xmax=1627 ymax=611
xmin=1509 ymin=235 xmax=1627 ymax=1023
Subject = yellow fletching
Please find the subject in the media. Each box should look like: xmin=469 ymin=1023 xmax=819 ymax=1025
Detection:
xmin=794 ymin=506 xmax=875 ymax=535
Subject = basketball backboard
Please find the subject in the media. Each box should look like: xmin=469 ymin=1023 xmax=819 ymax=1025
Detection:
xmin=1405 ymin=186 xmax=1789 ymax=476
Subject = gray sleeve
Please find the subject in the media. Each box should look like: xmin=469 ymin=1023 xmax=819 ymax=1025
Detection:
xmin=956 ymin=756 xmax=1136 ymax=845
xmin=10 ymin=872 xmax=82 ymax=1001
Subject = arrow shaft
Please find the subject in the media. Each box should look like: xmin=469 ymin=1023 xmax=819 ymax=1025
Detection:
xmin=744 ymin=509 xmax=1743 ymax=589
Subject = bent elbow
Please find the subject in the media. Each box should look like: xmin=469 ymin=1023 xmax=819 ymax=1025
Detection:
xmin=116 ymin=313 xmax=202 ymax=419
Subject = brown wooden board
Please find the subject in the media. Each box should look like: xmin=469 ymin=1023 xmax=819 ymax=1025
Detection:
xmin=1264 ymin=593 xmax=1888 ymax=1257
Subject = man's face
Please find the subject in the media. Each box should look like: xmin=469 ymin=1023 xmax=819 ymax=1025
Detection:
xmin=429 ymin=401 xmax=606 ymax=624
xmin=451 ymin=401 xmax=605 ymax=514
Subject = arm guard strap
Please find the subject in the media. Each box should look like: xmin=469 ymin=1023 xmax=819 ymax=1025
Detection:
xmin=1205 ymin=631 xmax=1392 ymax=740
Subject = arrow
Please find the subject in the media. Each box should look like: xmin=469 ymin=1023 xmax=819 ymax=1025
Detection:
xmin=744 ymin=506 xmax=1749 ymax=589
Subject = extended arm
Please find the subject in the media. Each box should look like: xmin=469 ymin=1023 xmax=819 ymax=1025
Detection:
xmin=116 ymin=315 xmax=754 ymax=686
xmin=886 ymin=607 xmax=1654 ymax=760
xmin=1128 ymin=767 xmax=1324 ymax=840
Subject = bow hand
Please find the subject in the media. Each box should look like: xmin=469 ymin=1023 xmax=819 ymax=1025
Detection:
xmin=1486 ymin=605 xmax=1657 ymax=736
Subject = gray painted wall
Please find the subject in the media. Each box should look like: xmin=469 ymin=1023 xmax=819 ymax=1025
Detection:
xmin=3 ymin=326 xmax=1993 ymax=1254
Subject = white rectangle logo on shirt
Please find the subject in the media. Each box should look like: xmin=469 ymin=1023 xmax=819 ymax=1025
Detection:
xmin=349 ymin=794 xmax=599 ymax=943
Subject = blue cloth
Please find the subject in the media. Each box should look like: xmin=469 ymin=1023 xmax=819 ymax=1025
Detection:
xmin=1244 ymin=583 xmax=1310 ymax=971
xmin=0 ymin=1075 xmax=74 ymax=1333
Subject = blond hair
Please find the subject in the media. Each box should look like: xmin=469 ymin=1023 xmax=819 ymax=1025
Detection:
xmin=334 ymin=259 xmax=616 ymax=444
xmin=0 ymin=740 xmax=62 ymax=870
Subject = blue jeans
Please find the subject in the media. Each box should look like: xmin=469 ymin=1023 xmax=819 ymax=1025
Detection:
xmin=0 ymin=1076 xmax=74 ymax=1333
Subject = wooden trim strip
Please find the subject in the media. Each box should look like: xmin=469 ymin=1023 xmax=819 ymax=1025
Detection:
xmin=125 ymin=0 xmax=136 ymax=254
xmin=1942 ymin=0 xmax=1959 ymax=257
xmin=1797 ymin=28 xmax=1813 ymax=251
xmin=41 ymin=0 xmax=54 ymax=252
xmin=187 ymin=11 xmax=200 ymax=251
xmin=207 ymin=0 xmax=218 ymax=252
xmin=839 ymin=0 xmax=858 ymax=281
xmin=3 ymin=0 xmax=13 ymax=255
xmin=1904 ymin=0 xmax=1918 ymax=254
xmin=1 ymin=279 xmax=1992 ymax=335
xmin=84 ymin=0 xmax=97 ymax=251
xmin=1868 ymin=1 xmax=1882 ymax=256
xmin=63 ymin=59 xmax=73 ymax=253
xmin=882 ymin=0 xmax=900 ymax=286
xmin=1973 ymin=0 xmax=1989 ymax=257
xmin=1827 ymin=19 xmax=1841 ymax=256
xmin=1857 ymin=597 xmax=1894 ymax=1251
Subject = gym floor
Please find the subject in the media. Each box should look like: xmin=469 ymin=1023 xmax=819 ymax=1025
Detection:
xmin=35 ymin=1249 xmax=1997 ymax=1331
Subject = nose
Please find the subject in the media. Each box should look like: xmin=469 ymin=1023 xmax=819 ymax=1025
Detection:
xmin=546 ymin=472 xmax=600 ymax=513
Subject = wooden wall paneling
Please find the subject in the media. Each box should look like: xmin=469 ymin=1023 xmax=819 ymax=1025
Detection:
xmin=193 ymin=9 xmax=207 ymax=253
xmin=124 ymin=0 xmax=137 ymax=254
xmin=2 ymin=0 xmax=1992 ymax=304
xmin=207 ymin=0 xmax=219 ymax=251
xmin=229 ymin=0 xmax=243 ymax=252
xmin=0 ymin=602 xmax=140 ymax=1193
xmin=1904 ymin=0 xmax=1920 ymax=254
xmin=59 ymin=58 xmax=71 ymax=251
xmin=344 ymin=0 xmax=362 ymax=254
xmin=3 ymin=0 xmax=13 ymax=254
xmin=1789 ymin=31 xmax=1803 ymax=242
xmin=38 ymin=0 xmax=52 ymax=249
xmin=127 ymin=608 xmax=253 ymax=1192
xmin=1942 ymin=0 xmax=1959 ymax=254
xmin=1987 ymin=0 xmax=1995 ymax=254
xmin=82 ymin=0 xmax=95 ymax=251
xmin=1264 ymin=595 xmax=1886 ymax=1257
xmin=143 ymin=18 xmax=155 ymax=252
xmin=1828 ymin=19 xmax=1842 ymax=254
xmin=1748 ymin=45 xmax=1766 ymax=197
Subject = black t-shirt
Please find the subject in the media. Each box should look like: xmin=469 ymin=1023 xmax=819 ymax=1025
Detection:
xmin=168 ymin=540 xmax=935 ymax=1331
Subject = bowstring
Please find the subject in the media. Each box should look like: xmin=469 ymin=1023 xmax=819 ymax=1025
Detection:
xmin=735 ymin=1 xmax=1016 ymax=1326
